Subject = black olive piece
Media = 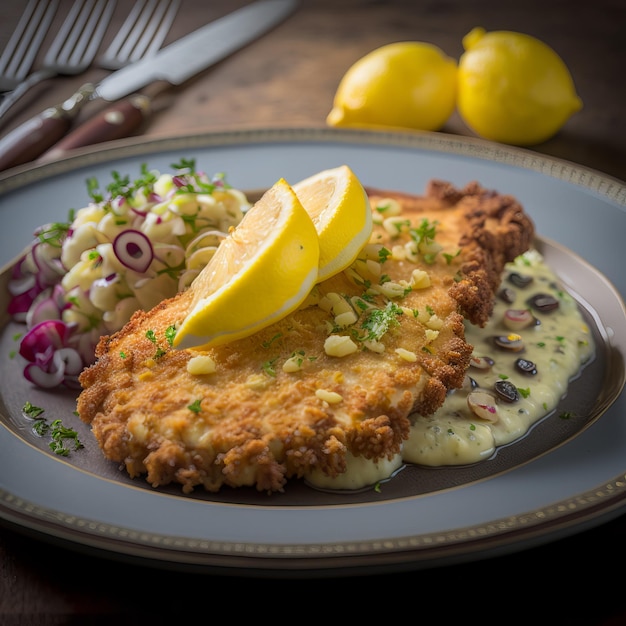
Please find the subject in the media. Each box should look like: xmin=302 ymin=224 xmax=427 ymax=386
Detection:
xmin=498 ymin=287 xmax=516 ymax=304
xmin=527 ymin=293 xmax=560 ymax=312
xmin=508 ymin=272 xmax=533 ymax=288
xmin=494 ymin=379 xmax=520 ymax=402
xmin=515 ymin=358 xmax=538 ymax=375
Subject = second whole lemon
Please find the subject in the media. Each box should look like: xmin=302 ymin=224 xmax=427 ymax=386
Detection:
xmin=457 ymin=27 xmax=583 ymax=145
xmin=327 ymin=42 xmax=457 ymax=132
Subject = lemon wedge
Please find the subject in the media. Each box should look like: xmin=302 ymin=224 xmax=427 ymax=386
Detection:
xmin=293 ymin=165 xmax=372 ymax=282
xmin=173 ymin=178 xmax=320 ymax=350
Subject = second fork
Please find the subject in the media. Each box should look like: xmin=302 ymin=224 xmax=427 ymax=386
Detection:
xmin=0 ymin=0 xmax=116 ymax=123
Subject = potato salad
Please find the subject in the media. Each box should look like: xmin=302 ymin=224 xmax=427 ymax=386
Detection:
xmin=8 ymin=160 xmax=250 ymax=388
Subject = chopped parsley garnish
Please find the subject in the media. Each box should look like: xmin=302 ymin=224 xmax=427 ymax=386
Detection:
xmin=36 ymin=220 xmax=71 ymax=248
xmin=188 ymin=399 xmax=202 ymax=413
xmin=165 ymin=325 xmax=177 ymax=347
xmin=359 ymin=301 xmax=403 ymax=341
xmin=22 ymin=403 xmax=83 ymax=456
xmin=378 ymin=247 xmax=392 ymax=264
xmin=23 ymin=401 xmax=44 ymax=419
xmin=146 ymin=329 xmax=167 ymax=358
xmin=262 ymin=357 xmax=278 ymax=377
xmin=49 ymin=420 xmax=84 ymax=456
xmin=262 ymin=333 xmax=282 ymax=348
xmin=443 ymin=249 xmax=461 ymax=265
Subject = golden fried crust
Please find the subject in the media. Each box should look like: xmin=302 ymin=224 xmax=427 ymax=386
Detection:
xmin=77 ymin=180 xmax=534 ymax=494
xmin=365 ymin=179 xmax=535 ymax=326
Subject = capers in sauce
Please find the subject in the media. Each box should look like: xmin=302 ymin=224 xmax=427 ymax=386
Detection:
xmin=498 ymin=287 xmax=516 ymax=304
xmin=494 ymin=379 xmax=520 ymax=403
xmin=527 ymin=293 xmax=560 ymax=313
xmin=508 ymin=272 xmax=533 ymax=288
xmin=515 ymin=357 xmax=538 ymax=375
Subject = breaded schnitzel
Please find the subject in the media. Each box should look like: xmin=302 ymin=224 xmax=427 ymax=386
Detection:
xmin=77 ymin=180 xmax=534 ymax=494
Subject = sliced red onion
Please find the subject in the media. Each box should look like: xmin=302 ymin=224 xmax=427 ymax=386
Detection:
xmin=23 ymin=347 xmax=83 ymax=388
xmin=131 ymin=206 xmax=149 ymax=218
xmin=19 ymin=319 xmax=70 ymax=362
xmin=26 ymin=291 xmax=63 ymax=327
xmin=8 ymin=273 xmax=37 ymax=296
xmin=24 ymin=283 xmax=66 ymax=327
xmin=19 ymin=320 xmax=88 ymax=388
xmin=23 ymin=362 xmax=66 ymax=388
xmin=8 ymin=291 xmax=37 ymax=321
xmin=31 ymin=242 xmax=64 ymax=285
xmin=112 ymin=229 xmax=154 ymax=273
xmin=153 ymin=243 xmax=186 ymax=267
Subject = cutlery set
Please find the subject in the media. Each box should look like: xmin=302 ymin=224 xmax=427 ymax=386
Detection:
xmin=0 ymin=0 xmax=298 ymax=172
xmin=0 ymin=0 xmax=117 ymax=120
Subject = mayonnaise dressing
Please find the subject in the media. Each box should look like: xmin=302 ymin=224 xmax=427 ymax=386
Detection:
xmin=306 ymin=249 xmax=594 ymax=490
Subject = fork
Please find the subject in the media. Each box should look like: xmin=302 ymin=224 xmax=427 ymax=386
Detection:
xmin=98 ymin=0 xmax=180 ymax=70
xmin=0 ymin=0 xmax=180 ymax=170
xmin=0 ymin=0 xmax=116 ymax=122
xmin=0 ymin=0 xmax=59 ymax=94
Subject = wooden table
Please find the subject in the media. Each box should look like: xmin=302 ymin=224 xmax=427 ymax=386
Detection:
xmin=0 ymin=1 xmax=624 ymax=622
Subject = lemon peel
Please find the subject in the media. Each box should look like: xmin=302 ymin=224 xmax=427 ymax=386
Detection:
xmin=293 ymin=165 xmax=372 ymax=282
xmin=326 ymin=42 xmax=457 ymax=132
xmin=457 ymin=27 xmax=583 ymax=145
xmin=173 ymin=179 xmax=320 ymax=350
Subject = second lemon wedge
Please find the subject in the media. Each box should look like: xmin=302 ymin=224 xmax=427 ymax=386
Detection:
xmin=173 ymin=178 xmax=320 ymax=350
xmin=293 ymin=165 xmax=372 ymax=282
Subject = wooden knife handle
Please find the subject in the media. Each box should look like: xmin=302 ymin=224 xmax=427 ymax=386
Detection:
xmin=0 ymin=84 xmax=94 ymax=172
xmin=0 ymin=111 xmax=73 ymax=172
xmin=41 ymin=95 xmax=151 ymax=162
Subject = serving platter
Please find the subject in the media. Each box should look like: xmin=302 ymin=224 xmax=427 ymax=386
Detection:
xmin=0 ymin=127 xmax=625 ymax=576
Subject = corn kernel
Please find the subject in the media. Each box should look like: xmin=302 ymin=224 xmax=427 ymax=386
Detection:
xmin=332 ymin=297 xmax=353 ymax=316
xmin=404 ymin=241 xmax=419 ymax=262
xmin=410 ymin=269 xmax=431 ymax=289
xmin=315 ymin=389 xmax=343 ymax=404
xmin=395 ymin=347 xmax=417 ymax=362
xmin=383 ymin=216 xmax=410 ymax=237
xmin=187 ymin=355 xmax=216 ymax=375
xmin=283 ymin=356 xmax=304 ymax=373
xmin=363 ymin=340 xmax=385 ymax=353
xmin=324 ymin=335 xmax=358 ymax=357
xmin=379 ymin=281 xmax=408 ymax=299
xmin=425 ymin=329 xmax=440 ymax=343
xmin=391 ymin=244 xmax=406 ymax=260
xmin=426 ymin=314 xmax=444 ymax=330
xmin=246 ymin=373 xmax=271 ymax=389
xmin=335 ymin=310 xmax=358 ymax=328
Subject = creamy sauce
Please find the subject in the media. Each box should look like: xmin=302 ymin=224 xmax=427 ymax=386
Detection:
xmin=307 ymin=250 xmax=594 ymax=490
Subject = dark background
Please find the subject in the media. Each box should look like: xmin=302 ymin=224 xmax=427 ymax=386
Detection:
xmin=0 ymin=1 xmax=624 ymax=623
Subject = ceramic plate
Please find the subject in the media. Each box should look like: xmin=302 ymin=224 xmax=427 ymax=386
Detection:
xmin=0 ymin=127 xmax=624 ymax=576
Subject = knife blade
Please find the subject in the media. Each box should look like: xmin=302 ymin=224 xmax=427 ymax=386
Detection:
xmin=0 ymin=0 xmax=298 ymax=172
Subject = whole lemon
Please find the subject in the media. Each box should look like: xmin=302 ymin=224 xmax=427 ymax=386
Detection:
xmin=327 ymin=42 xmax=457 ymax=132
xmin=457 ymin=27 xmax=583 ymax=145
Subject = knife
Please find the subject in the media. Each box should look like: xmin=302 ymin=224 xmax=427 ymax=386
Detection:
xmin=0 ymin=0 xmax=298 ymax=172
